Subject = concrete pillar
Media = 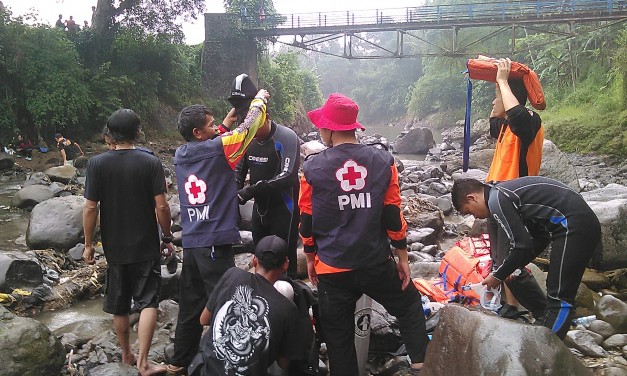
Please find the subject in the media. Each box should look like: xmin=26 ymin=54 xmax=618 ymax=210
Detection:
xmin=202 ymin=13 xmax=258 ymax=101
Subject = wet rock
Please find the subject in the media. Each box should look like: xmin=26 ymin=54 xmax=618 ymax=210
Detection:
xmin=0 ymin=153 xmax=14 ymax=171
xmin=158 ymin=299 xmax=180 ymax=325
xmin=59 ymin=332 xmax=80 ymax=351
xmin=584 ymin=329 xmax=606 ymax=345
xmin=23 ymin=172 xmax=51 ymax=187
xmin=86 ymin=363 xmax=138 ymax=376
xmin=410 ymin=262 xmax=440 ymax=280
xmin=369 ymin=301 xmax=401 ymax=354
xmin=26 ymin=195 xmax=86 ymax=251
xmin=597 ymin=295 xmax=627 ymax=333
xmin=590 ymin=320 xmax=617 ymax=339
xmin=603 ymin=334 xmax=627 ymax=350
xmin=68 ymin=243 xmax=85 ymax=261
xmin=422 ymin=304 xmax=592 ymax=376
xmin=392 ymin=128 xmax=435 ymax=155
xmin=53 ymin=317 xmax=112 ymax=348
xmin=11 ymin=184 xmax=55 ymax=209
xmin=235 ymin=252 xmax=253 ymax=271
xmin=0 ymin=251 xmax=43 ymax=292
xmin=582 ymin=184 xmax=627 ymax=270
xmin=565 ymin=330 xmax=608 ymax=358
xmin=44 ymin=165 xmax=77 ymax=184
xmin=160 ymin=262 xmax=181 ymax=302
xmin=582 ymin=269 xmax=613 ymax=291
xmin=0 ymin=305 xmax=65 ymax=376
xmin=49 ymin=182 xmax=65 ymax=196
xmin=539 ymin=140 xmax=580 ymax=191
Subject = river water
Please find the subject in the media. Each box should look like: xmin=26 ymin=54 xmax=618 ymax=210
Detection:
xmin=0 ymin=176 xmax=30 ymax=253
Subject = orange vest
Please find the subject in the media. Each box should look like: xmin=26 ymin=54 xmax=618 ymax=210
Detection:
xmin=486 ymin=124 xmax=544 ymax=182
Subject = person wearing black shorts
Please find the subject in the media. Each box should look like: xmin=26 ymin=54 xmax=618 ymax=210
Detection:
xmin=83 ymin=109 xmax=174 ymax=376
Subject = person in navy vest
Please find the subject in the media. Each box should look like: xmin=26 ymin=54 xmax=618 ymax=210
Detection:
xmin=299 ymin=93 xmax=430 ymax=375
xmin=166 ymin=89 xmax=270 ymax=376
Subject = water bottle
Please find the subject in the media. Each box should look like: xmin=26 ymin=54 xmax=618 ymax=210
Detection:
xmin=572 ymin=315 xmax=596 ymax=327
xmin=421 ymin=295 xmax=431 ymax=317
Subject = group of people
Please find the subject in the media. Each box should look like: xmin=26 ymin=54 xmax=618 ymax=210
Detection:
xmin=55 ymin=14 xmax=89 ymax=32
xmin=2 ymin=132 xmax=82 ymax=166
xmin=81 ymin=59 xmax=601 ymax=376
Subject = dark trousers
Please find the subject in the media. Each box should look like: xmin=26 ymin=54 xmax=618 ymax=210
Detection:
xmin=543 ymin=214 xmax=601 ymax=339
xmin=252 ymin=202 xmax=299 ymax=278
xmin=317 ymin=259 xmax=430 ymax=376
xmin=171 ymin=245 xmax=235 ymax=367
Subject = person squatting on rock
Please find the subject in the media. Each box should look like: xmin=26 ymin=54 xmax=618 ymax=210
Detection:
xmin=82 ymin=109 xmax=174 ymax=376
xmin=165 ymin=89 xmax=270 ymax=375
xmin=187 ymin=235 xmax=303 ymax=375
xmin=485 ymin=57 xmax=547 ymax=321
xmin=451 ymin=176 xmax=601 ymax=339
xmin=12 ymin=134 xmax=33 ymax=160
xmin=299 ymin=93 xmax=430 ymax=375
xmin=55 ymin=132 xmax=83 ymax=166
xmin=232 ymin=74 xmax=301 ymax=278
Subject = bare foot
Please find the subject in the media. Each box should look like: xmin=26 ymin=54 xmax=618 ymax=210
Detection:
xmin=122 ymin=353 xmax=137 ymax=366
xmin=137 ymin=362 xmax=167 ymax=376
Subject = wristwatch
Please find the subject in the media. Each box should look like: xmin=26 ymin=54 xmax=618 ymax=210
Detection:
xmin=161 ymin=235 xmax=173 ymax=244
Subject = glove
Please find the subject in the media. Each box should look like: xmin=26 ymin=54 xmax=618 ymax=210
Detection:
xmin=237 ymin=186 xmax=255 ymax=205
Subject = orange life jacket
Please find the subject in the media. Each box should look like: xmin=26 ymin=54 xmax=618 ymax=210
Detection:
xmin=467 ymin=58 xmax=546 ymax=110
xmin=486 ymin=122 xmax=544 ymax=182
xmin=438 ymin=246 xmax=484 ymax=302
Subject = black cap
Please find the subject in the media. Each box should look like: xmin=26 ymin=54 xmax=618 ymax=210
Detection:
xmin=254 ymin=235 xmax=288 ymax=270
xmin=54 ymin=133 xmax=62 ymax=139
xmin=228 ymin=73 xmax=258 ymax=111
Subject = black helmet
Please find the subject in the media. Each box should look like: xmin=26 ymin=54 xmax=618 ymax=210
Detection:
xmin=228 ymin=73 xmax=258 ymax=111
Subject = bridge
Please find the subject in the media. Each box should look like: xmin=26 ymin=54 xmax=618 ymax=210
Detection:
xmin=237 ymin=0 xmax=627 ymax=58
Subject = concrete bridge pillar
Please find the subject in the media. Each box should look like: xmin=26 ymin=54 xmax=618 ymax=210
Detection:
xmin=202 ymin=13 xmax=258 ymax=101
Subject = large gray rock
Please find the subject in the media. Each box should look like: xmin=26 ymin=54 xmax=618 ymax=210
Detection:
xmin=392 ymin=128 xmax=435 ymax=155
xmin=539 ymin=140 xmax=580 ymax=191
xmin=589 ymin=319 xmax=617 ymax=339
xmin=26 ymin=195 xmax=86 ymax=250
xmin=450 ymin=168 xmax=488 ymax=182
xmin=564 ymin=330 xmax=607 ymax=357
xmin=0 ymin=251 xmax=43 ymax=292
xmin=596 ymin=295 xmax=627 ymax=333
xmin=0 ymin=305 xmax=65 ymax=376
xmin=44 ymin=165 xmax=77 ymax=184
xmin=53 ymin=317 xmax=112 ymax=348
xmin=602 ymin=334 xmax=627 ymax=350
xmin=582 ymin=185 xmax=627 ymax=270
xmin=87 ymin=363 xmax=138 ymax=376
xmin=23 ymin=172 xmax=51 ymax=187
xmin=0 ymin=152 xmax=14 ymax=170
xmin=11 ymin=185 xmax=54 ymax=209
xmin=422 ymin=304 xmax=592 ymax=376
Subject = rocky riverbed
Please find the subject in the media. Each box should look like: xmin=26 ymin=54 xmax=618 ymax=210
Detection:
xmin=0 ymin=123 xmax=626 ymax=376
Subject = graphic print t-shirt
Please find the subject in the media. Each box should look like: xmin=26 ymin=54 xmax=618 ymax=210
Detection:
xmin=195 ymin=268 xmax=301 ymax=376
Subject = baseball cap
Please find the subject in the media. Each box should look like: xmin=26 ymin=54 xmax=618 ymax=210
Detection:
xmin=254 ymin=235 xmax=288 ymax=269
xmin=228 ymin=73 xmax=258 ymax=111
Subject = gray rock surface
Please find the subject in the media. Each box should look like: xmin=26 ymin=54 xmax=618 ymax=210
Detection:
xmin=44 ymin=165 xmax=77 ymax=184
xmin=0 ymin=251 xmax=43 ymax=292
xmin=11 ymin=184 xmax=54 ymax=209
xmin=86 ymin=363 xmax=138 ymax=376
xmin=0 ymin=305 xmax=65 ymax=376
xmin=392 ymin=128 xmax=435 ymax=155
xmin=597 ymin=295 xmax=627 ymax=333
xmin=590 ymin=319 xmax=618 ymax=339
xmin=23 ymin=172 xmax=51 ymax=187
xmin=565 ymin=330 xmax=608 ymax=358
xmin=53 ymin=317 xmax=112 ymax=348
xmin=422 ymin=305 xmax=592 ymax=376
xmin=602 ymin=334 xmax=627 ymax=350
xmin=0 ymin=153 xmax=14 ymax=170
xmin=539 ymin=139 xmax=581 ymax=191
xmin=26 ymin=195 xmax=86 ymax=250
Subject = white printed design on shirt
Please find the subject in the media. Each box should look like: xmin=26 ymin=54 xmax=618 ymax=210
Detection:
xmin=213 ymin=285 xmax=270 ymax=374
xmin=184 ymin=174 xmax=207 ymax=205
xmin=335 ymin=160 xmax=368 ymax=192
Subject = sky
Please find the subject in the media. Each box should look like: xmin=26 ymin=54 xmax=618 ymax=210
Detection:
xmin=2 ymin=0 xmax=422 ymax=44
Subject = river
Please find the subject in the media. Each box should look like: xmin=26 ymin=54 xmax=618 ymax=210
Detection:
xmin=0 ymin=176 xmax=30 ymax=253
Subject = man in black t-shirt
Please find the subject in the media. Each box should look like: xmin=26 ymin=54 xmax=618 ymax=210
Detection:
xmin=83 ymin=109 xmax=174 ymax=376
xmin=55 ymin=132 xmax=83 ymax=166
xmin=188 ymin=236 xmax=302 ymax=376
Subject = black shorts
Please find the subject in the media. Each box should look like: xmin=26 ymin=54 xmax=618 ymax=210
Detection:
xmin=103 ymin=258 xmax=161 ymax=315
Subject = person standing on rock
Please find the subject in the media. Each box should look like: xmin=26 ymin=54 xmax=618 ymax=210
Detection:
xmin=451 ymin=176 xmax=601 ymax=339
xmin=165 ymin=89 xmax=269 ymax=376
xmin=83 ymin=108 xmax=174 ymax=376
xmin=484 ymin=57 xmax=547 ymax=321
xmin=55 ymin=132 xmax=83 ymax=166
xmin=299 ymin=93 xmax=430 ymax=375
xmin=232 ymin=74 xmax=301 ymax=278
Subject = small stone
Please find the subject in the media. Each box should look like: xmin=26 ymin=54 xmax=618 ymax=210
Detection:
xmin=590 ymin=320 xmax=617 ymax=339
xmin=603 ymin=334 xmax=627 ymax=350
xmin=564 ymin=330 xmax=608 ymax=358
xmin=597 ymin=295 xmax=627 ymax=333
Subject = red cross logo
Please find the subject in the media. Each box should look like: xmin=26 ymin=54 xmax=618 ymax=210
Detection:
xmin=336 ymin=160 xmax=367 ymax=192
xmin=185 ymin=175 xmax=207 ymax=205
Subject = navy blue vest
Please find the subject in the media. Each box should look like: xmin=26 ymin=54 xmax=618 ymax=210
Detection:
xmin=303 ymin=143 xmax=393 ymax=269
xmin=174 ymin=139 xmax=241 ymax=248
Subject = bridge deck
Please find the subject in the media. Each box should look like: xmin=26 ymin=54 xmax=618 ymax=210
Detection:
xmin=242 ymin=0 xmax=626 ymax=36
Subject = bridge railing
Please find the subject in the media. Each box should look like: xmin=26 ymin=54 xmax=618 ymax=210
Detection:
xmin=242 ymin=0 xmax=625 ymax=30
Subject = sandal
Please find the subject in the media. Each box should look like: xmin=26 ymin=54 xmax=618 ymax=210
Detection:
xmin=165 ymin=364 xmax=187 ymax=376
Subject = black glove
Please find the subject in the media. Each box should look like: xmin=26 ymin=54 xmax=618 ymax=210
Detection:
xmin=237 ymin=186 xmax=255 ymax=205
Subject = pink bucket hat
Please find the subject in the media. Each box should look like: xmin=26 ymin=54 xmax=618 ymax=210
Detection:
xmin=307 ymin=93 xmax=365 ymax=131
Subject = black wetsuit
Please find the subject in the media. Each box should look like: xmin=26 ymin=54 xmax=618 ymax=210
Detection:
xmin=235 ymin=122 xmax=300 ymax=277
xmin=486 ymin=176 xmax=601 ymax=339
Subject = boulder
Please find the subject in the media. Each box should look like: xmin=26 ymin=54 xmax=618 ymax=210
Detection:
xmin=10 ymin=185 xmax=54 ymax=209
xmin=410 ymin=262 xmax=440 ymax=280
xmin=239 ymin=200 xmax=254 ymax=232
xmin=0 ymin=153 xmax=14 ymax=170
xmin=582 ymin=185 xmax=627 ymax=270
xmin=300 ymin=140 xmax=326 ymax=158
xmin=539 ymin=140 xmax=580 ymax=191
xmin=23 ymin=172 xmax=51 ymax=187
xmin=596 ymin=295 xmax=627 ymax=333
xmin=0 ymin=251 xmax=43 ymax=293
xmin=26 ymin=195 xmax=86 ymax=251
xmin=465 ymin=149 xmax=495 ymax=172
xmin=53 ymin=317 xmax=112 ymax=348
xmin=87 ymin=363 xmax=138 ymax=376
xmin=73 ymin=155 xmax=89 ymax=169
xmin=0 ymin=305 xmax=65 ymax=376
xmin=575 ymin=283 xmax=598 ymax=318
xmin=564 ymin=330 xmax=607 ymax=357
xmin=602 ymin=334 xmax=627 ymax=350
xmin=369 ymin=301 xmax=402 ymax=353
xmin=44 ymin=165 xmax=77 ymax=184
xmin=589 ymin=319 xmax=617 ymax=339
xmin=422 ymin=304 xmax=592 ymax=376
xmin=581 ymin=269 xmax=613 ymax=291
xmin=450 ymin=168 xmax=488 ymax=182
xmin=392 ymin=128 xmax=435 ymax=155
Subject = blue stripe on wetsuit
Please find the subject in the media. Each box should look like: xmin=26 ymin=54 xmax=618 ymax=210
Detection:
xmin=551 ymin=300 xmax=573 ymax=333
